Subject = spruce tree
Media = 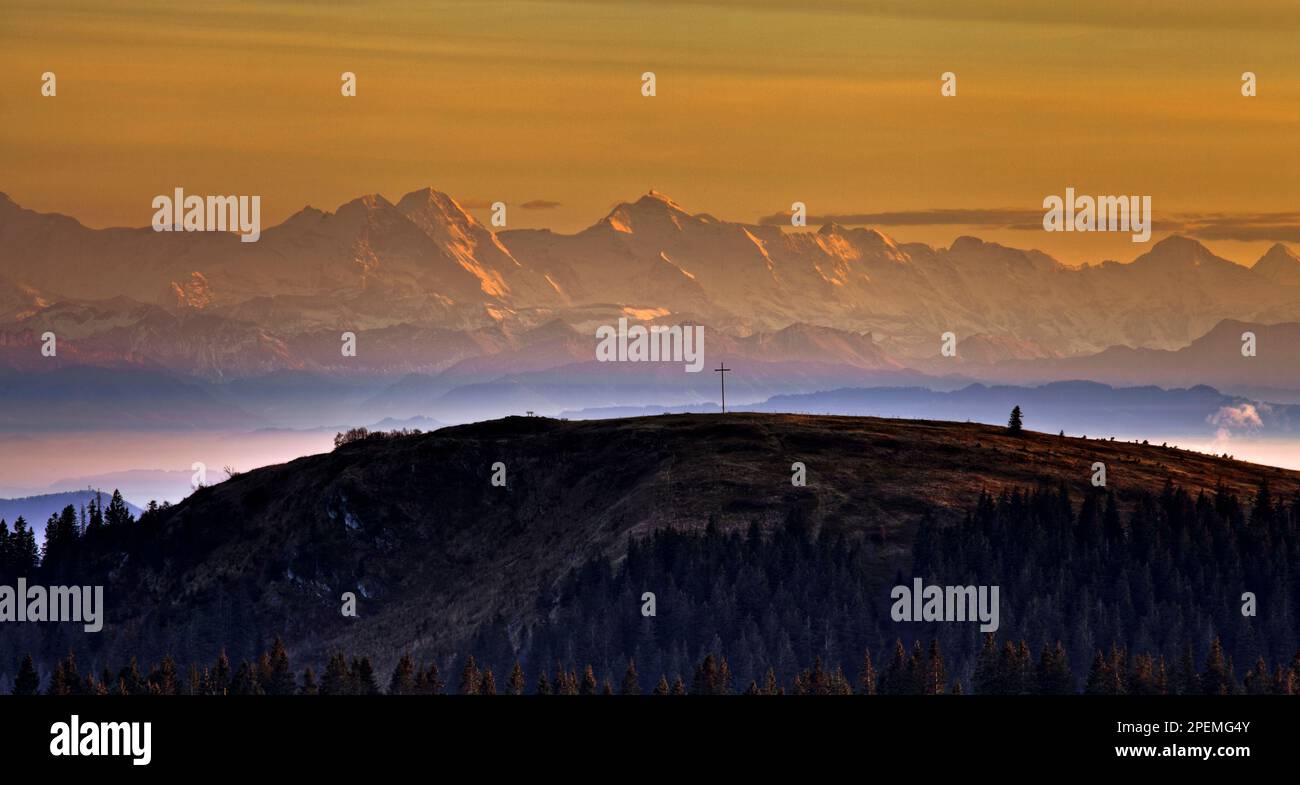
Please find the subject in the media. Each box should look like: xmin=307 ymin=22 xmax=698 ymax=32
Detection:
xmin=13 ymin=654 xmax=40 ymax=695
xmin=973 ymin=633 xmax=1000 ymax=694
xmin=1245 ymin=657 xmax=1271 ymax=695
xmin=263 ymin=638 xmax=295 ymax=695
xmin=692 ymin=654 xmax=719 ymax=695
xmin=579 ymin=664 xmax=598 ymax=695
xmin=118 ymin=658 xmax=147 ymax=696
xmin=0 ymin=519 xmax=10 ymax=577
xmin=458 ymin=655 xmax=482 ymax=695
xmin=11 ymin=518 xmax=38 ymax=573
xmin=1008 ymin=405 xmax=1024 ymax=434
xmin=621 ymin=660 xmax=640 ymax=695
xmin=924 ymin=640 xmax=947 ymax=695
xmin=479 ymin=668 xmax=497 ymax=695
xmin=1084 ymin=650 xmax=1116 ymax=695
xmin=231 ymin=661 xmax=264 ymax=695
xmin=1174 ymin=644 xmax=1199 ymax=695
xmin=211 ymin=649 xmax=232 ymax=695
xmin=153 ymin=655 xmax=180 ymax=696
xmin=880 ymin=640 xmax=913 ymax=695
xmin=507 ymin=661 xmax=526 ymax=695
xmin=718 ymin=658 xmax=734 ymax=695
xmin=389 ymin=653 xmax=416 ymax=696
xmin=1201 ymin=637 xmax=1232 ymax=695
xmin=105 ymin=490 xmax=133 ymax=527
xmin=856 ymin=649 xmax=878 ymax=695
xmin=418 ymin=663 xmax=445 ymax=695
xmin=350 ymin=657 xmax=380 ymax=695
xmin=1035 ymin=641 xmax=1074 ymax=695
xmin=320 ymin=652 xmax=351 ymax=695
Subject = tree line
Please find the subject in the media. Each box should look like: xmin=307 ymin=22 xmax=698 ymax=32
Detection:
xmin=12 ymin=632 xmax=1300 ymax=695
xmin=472 ymin=479 xmax=1300 ymax=692
xmin=5 ymin=479 xmax=1297 ymax=696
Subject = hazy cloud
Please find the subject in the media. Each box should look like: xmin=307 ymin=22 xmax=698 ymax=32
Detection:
xmin=1208 ymin=403 xmax=1269 ymax=442
xmin=520 ymin=200 xmax=563 ymax=210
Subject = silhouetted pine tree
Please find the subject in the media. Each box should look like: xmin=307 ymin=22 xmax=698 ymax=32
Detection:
xmin=923 ymin=640 xmax=947 ymax=695
xmin=458 ymin=656 xmax=482 ymax=695
xmin=621 ymin=660 xmax=640 ymax=695
xmin=210 ymin=649 xmax=232 ymax=696
xmin=299 ymin=667 xmax=319 ymax=695
xmin=856 ymin=649 xmax=877 ymax=695
xmin=351 ymin=657 xmax=380 ymax=695
xmin=388 ymin=653 xmax=416 ymax=696
xmin=231 ymin=661 xmax=263 ymax=695
xmin=1245 ymin=657 xmax=1272 ymax=695
xmin=973 ymin=634 xmax=1000 ymax=694
xmin=13 ymin=654 xmax=40 ymax=695
xmin=320 ymin=653 xmax=351 ymax=696
xmin=1035 ymin=641 xmax=1074 ymax=695
xmin=417 ymin=663 xmax=444 ymax=695
xmin=105 ymin=490 xmax=133 ymax=528
xmin=579 ymin=665 xmax=598 ymax=695
xmin=152 ymin=655 xmax=180 ymax=696
xmin=1201 ymin=638 xmax=1233 ymax=695
xmin=263 ymin=639 xmax=295 ymax=695
xmin=880 ymin=641 xmax=914 ymax=695
xmin=1084 ymin=651 xmax=1120 ymax=695
xmin=507 ymin=662 xmax=526 ymax=695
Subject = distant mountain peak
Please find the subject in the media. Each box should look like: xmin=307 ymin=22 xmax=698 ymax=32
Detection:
xmin=1255 ymin=242 xmax=1300 ymax=266
xmin=950 ymin=235 xmax=986 ymax=252
xmin=396 ymin=187 xmax=481 ymax=231
xmin=1145 ymin=234 xmax=1210 ymax=257
xmin=1131 ymin=235 xmax=1237 ymax=270
xmin=642 ymin=189 xmax=683 ymax=207
xmin=341 ymin=193 xmax=396 ymax=211
xmin=599 ymin=190 xmax=695 ymax=233
xmin=280 ymin=205 xmax=326 ymax=227
xmin=1253 ymin=242 xmax=1300 ymax=284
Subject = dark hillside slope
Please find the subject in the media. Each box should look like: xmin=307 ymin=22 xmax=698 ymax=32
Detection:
xmin=9 ymin=413 xmax=1298 ymax=681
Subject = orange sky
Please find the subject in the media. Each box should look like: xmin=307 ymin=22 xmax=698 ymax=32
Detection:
xmin=3 ymin=0 xmax=1299 ymax=265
